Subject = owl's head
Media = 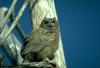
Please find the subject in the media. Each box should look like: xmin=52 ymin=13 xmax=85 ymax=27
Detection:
xmin=40 ymin=17 xmax=59 ymax=33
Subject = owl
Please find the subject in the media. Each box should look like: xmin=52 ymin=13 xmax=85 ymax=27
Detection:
xmin=20 ymin=17 xmax=59 ymax=63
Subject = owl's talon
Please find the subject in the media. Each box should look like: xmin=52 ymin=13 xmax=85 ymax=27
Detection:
xmin=43 ymin=58 xmax=57 ymax=67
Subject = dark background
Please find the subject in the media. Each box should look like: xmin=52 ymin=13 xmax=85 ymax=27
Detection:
xmin=0 ymin=0 xmax=100 ymax=68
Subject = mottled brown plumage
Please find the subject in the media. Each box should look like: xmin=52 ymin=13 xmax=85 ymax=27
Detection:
xmin=21 ymin=17 xmax=59 ymax=63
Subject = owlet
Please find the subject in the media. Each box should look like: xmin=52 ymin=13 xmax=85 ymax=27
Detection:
xmin=20 ymin=17 xmax=59 ymax=63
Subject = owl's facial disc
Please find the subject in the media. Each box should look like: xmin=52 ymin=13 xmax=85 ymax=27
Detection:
xmin=40 ymin=18 xmax=58 ymax=33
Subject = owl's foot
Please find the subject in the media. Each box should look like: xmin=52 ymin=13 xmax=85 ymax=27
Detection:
xmin=43 ymin=58 xmax=57 ymax=67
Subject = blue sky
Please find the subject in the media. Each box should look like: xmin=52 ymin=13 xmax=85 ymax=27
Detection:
xmin=0 ymin=0 xmax=100 ymax=68
xmin=55 ymin=0 xmax=100 ymax=68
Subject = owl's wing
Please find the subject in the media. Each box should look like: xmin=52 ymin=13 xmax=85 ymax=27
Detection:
xmin=21 ymin=38 xmax=47 ymax=56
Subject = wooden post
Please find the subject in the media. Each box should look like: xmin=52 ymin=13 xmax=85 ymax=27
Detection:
xmin=30 ymin=0 xmax=67 ymax=68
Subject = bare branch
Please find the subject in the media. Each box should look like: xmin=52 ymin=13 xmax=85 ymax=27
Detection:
xmin=1 ymin=0 xmax=17 ymax=32
xmin=0 ymin=7 xmax=25 ymax=39
xmin=0 ymin=7 xmax=23 ymax=64
xmin=0 ymin=25 xmax=23 ymax=64
xmin=10 ymin=12 xmax=26 ymax=39
xmin=0 ymin=0 xmax=29 ymax=45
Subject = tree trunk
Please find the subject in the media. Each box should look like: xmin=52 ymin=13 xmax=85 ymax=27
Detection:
xmin=30 ymin=0 xmax=67 ymax=68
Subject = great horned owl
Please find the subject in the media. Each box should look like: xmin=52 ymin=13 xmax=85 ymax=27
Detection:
xmin=20 ymin=17 xmax=59 ymax=63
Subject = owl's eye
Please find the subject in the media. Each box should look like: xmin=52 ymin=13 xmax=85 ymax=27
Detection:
xmin=51 ymin=20 xmax=56 ymax=26
xmin=52 ymin=20 xmax=55 ymax=23
xmin=43 ymin=20 xmax=49 ymax=26
xmin=40 ymin=20 xmax=48 ymax=27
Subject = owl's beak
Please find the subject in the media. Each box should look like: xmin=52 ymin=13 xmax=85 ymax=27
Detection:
xmin=49 ymin=27 xmax=56 ymax=33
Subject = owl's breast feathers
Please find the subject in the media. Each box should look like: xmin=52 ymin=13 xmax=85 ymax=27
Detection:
xmin=21 ymin=30 xmax=58 ymax=56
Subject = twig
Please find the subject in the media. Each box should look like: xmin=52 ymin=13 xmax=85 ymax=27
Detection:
xmin=0 ymin=0 xmax=30 ymax=45
xmin=10 ymin=12 xmax=26 ymax=39
xmin=0 ymin=7 xmax=26 ymax=39
xmin=0 ymin=7 xmax=23 ymax=64
xmin=1 ymin=0 xmax=17 ymax=32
